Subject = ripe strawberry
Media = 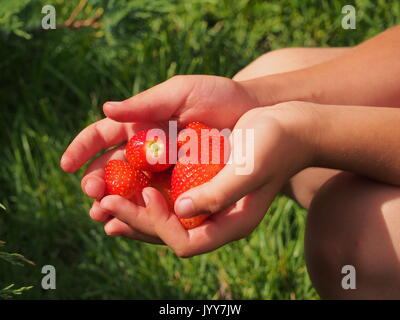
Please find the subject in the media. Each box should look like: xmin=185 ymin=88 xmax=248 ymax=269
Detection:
xmin=104 ymin=160 xmax=150 ymax=201
xmin=150 ymin=169 xmax=174 ymax=211
xmin=171 ymin=162 xmax=224 ymax=203
xmin=172 ymin=123 xmax=227 ymax=229
xmin=171 ymin=162 xmax=224 ymax=229
xmin=150 ymin=166 xmax=214 ymax=229
xmin=126 ymin=129 xmax=172 ymax=172
xmin=177 ymin=122 xmax=227 ymax=164
xmin=178 ymin=213 xmax=211 ymax=229
xmin=177 ymin=122 xmax=210 ymax=149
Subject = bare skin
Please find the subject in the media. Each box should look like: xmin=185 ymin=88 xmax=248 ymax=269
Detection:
xmin=232 ymin=47 xmax=348 ymax=209
xmin=234 ymin=48 xmax=400 ymax=299
xmin=61 ymin=26 xmax=400 ymax=298
xmin=240 ymin=26 xmax=400 ymax=109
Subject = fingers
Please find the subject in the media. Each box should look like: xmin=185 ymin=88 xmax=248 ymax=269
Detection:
xmin=143 ymin=187 xmax=191 ymax=256
xmin=104 ymin=218 xmax=163 ymax=244
xmin=61 ymin=119 xmax=154 ymax=173
xmin=146 ymin=184 xmax=273 ymax=257
xmin=90 ymin=196 xmax=164 ymax=244
xmin=96 ymin=184 xmax=274 ymax=257
xmin=104 ymin=218 xmax=131 ymax=235
xmin=103 ymin=76 xmax=194 ymax=123
xmin=100 ymin=195 xmax=158 ymax=238
xmin=174 ymin=162 xmax=264 ymax=219
xmin=89 ymin=200 xmax=111 ymax=222
xmin=81 ymin=146 xmax=126 ymax=199
xmin=174 ymin=114 xmax=276 ymax=219
xmin=61 ymin=118 xmax=128 ymax=173
xmin=82 ymin=175 xmax=106 ymax=199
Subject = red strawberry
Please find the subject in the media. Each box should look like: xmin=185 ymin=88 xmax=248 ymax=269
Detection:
xmin=104 ymin=160 xmax=150 ymax=202
xmin=177 ymin=122 xmax=210 ymax=149
xmin=126 ymin=129 xmax=172 ymax=172
xmin=151 ymin=167 xmax=214 ymax=229
xmin=178 ymin=214 xmax=211 ymax=229
xmin=172 ymin=122 xmax=227 ymax=229
xmin=171 ymin=162 xmax=224 ymax=203
xmin=171 ymin=162 xmax=224 ymax=229
xmin=177 ymin=122 xmax=227 ymax=164
xmin=150 ymin=169 xmax=174 ymax=211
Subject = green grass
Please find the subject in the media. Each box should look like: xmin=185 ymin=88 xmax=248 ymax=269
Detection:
xmin=0 ymin=0 xmax=399 ymax=299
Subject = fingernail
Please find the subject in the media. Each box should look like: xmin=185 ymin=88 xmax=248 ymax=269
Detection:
xmin=60 ymin=155 xmax=73 ymax=171
xmin=142 ymin=190 xmax=150 ymax=206
xmin=104 ymin=101 xmax=123 ymax=108
xmin=175 ymin=197 xmax=195 ymax=218
xmin=99 ymin=198 xmax=107 ymax=210
xmin=84 ymin=178 xmax=97 ymax=197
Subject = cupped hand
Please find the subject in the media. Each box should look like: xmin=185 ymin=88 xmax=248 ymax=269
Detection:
xmin=173 ymin=102 xmax=317 ymax=219
xmin=101 ymin=75 xmax=260 ymax=128
xmin=100 ymin=102 xmax=319 ymax=256
xmin=103 ymin=182 xmax=274 ymax=257
xmin=60 ymin=75 xmax=260 ymax=239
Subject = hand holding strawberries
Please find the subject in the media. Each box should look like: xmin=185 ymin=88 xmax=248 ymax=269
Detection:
xmin=99 ymin=102 xmax=318 ymax=257
xmin=60 ymin=75 xmax=260 ymax=236
xmin=60 ymin=75 xmax=319 ymax=256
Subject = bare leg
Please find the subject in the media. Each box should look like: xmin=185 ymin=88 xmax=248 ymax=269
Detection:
xmin=233 ymin=47 xmax=350 ymax=81
xmin=233 ymin=47 xmax=400 ymax=299
xmin=306 ymin=173 xmax=400 ymax=299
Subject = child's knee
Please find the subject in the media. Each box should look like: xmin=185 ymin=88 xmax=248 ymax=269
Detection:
xmin=233 ymin=48 xmax=310 ymax=81
xmin=233 ymin=47 xmax=349 ymax=81
xmin=286 ymin=167 xmax=340 ymax=209
xmin=305 ymin=172 xmax=400 ymax=299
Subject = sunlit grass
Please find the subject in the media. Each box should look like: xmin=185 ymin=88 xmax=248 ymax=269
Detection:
xmin=0 ymin=0 xmax=399 ymax=299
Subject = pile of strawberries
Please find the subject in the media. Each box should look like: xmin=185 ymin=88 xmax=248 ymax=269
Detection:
xmin=104 ymin=122 xmax=227 ymax=229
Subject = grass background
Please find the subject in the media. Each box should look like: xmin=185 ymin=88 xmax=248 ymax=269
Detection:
xmin=0 ymin=0 xmax=399 ymax=299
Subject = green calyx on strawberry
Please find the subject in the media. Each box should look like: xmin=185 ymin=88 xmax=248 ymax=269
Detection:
xmin=126 ymin=129 xmax=172 ymax=172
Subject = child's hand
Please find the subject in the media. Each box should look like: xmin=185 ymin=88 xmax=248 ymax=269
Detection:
xmin=173 ymin=102 xmax=317 ymax=221
xmin=102 ymin=102 xmax=318 ymax=256
xmin=101 ymin=75 xmax=262 ymax=129
xmin=60 ymin=75 xmax=261 ymax=231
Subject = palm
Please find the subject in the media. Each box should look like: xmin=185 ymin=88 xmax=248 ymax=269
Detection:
xmin=61 ymin=75 xmax=261 ymax=244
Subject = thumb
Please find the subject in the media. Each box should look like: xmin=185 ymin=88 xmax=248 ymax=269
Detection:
xmin=174 ymin=163 xmax=264 ymax=219
xmin=103 ymin=76 xmax=193 ymax=123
